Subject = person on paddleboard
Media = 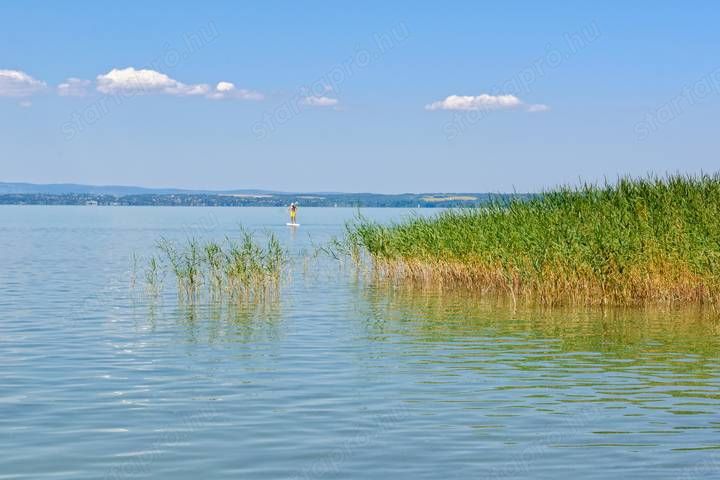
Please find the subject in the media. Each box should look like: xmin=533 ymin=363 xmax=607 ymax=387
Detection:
xmin=289 ymin=202 xmax=298 ymax=224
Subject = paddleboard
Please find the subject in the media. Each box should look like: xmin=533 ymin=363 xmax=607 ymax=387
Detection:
xmin=286 ymin=223 xmax=300 ymax=227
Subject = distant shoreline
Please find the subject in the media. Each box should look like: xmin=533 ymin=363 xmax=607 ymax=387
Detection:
xmin=0 ymin=192 xmax=529 ymax=208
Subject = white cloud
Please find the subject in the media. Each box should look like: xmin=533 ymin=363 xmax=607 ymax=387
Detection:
xmin=208 ymin=81 xmax=264 ymax=100
xmin=303 ymin=96 xmax=338 ymax=107
xmin=527 ymin=103 xmax=550 ymax=113
xmin=19 ymin=100 xmax=33 ymax=108
xmin=0 ymin=69 xmax=47 ymax=97
xmin=95 ymin=67 xmax=263 ymax=101
xmin=57 ymin=78 xmax=91 ymax=97
xmin=216 ymin=81 xmax=235 ymax=93
xmin=425 ymin=94 xmax=523 ymax=111
xmin=96 ymin=67 xmax=210 ymax=96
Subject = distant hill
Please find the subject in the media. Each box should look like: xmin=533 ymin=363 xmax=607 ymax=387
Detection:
xmin=0 ymin=182 xmax=278 ymax=196
xmin=0 ymin=182 xmax=531 ymax=208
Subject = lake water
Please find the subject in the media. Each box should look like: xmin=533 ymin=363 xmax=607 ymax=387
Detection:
xmin=1 ymin=206 xmax=719 ymax=479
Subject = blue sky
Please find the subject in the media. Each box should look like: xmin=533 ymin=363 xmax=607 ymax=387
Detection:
xmin=1 ymin=1 xmax=719 ymax=193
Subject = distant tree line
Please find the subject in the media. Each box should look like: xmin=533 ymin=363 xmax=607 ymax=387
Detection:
xmin=0 ymin=192 xmax=531 ymax=208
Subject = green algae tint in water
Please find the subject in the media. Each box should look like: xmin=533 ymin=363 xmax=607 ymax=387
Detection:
xmin=0 ymin=206 xmax=719 ymax=479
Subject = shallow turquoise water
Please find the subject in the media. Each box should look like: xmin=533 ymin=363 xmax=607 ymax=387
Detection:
xmin=1 ymin=206 xmax=719 ymax=479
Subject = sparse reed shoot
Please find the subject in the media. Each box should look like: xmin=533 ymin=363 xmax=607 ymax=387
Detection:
xmin=153 ymin=231 xmax=286 ymax=302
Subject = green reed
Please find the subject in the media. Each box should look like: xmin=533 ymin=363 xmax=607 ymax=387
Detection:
xmin=347 ymin=174 xmax=720 ymax=307
xmin=154 ymin=230 xmax=286 ymax=301
xmin=145 ymin=255 xmax=162 ymax=295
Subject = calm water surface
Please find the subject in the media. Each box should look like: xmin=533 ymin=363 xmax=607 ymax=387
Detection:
xmin=1 ymin=206 xmax=718 ymax=479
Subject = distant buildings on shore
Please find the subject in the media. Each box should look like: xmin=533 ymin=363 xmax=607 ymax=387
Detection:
xmin=0 ymin=192 xmax=530 ymax=208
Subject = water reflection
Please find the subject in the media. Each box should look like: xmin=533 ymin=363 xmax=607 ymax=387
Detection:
xmin=360 ymin=285 xmax=720 ymax=360
xmin=356 ymin=284 xmax=720 ymax=453
xmin=141 ymin=295 xmax=283 ymax=345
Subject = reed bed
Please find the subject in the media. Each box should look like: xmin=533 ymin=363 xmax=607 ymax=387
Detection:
xmin=347 ymin=174 xmax=720 ymax=307
xmin=152 ymin=230 xmax=286 ymax=302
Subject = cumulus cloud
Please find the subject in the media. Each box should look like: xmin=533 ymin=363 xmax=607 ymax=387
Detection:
xmin=207 ymin=81 xmax=264 ymax=100
xmin=425 ymin=94 xmax=549 ymax=113
xmin=95 ymin=67 xmax=263 ymax=101
xmin=0 ymin=69 xmax=47 ymax=97
xmin=96 ymin=67 xmax=210 ymax=96
xmin=425 ymin=94 xmax=522 ymax=111
xmin=57 ymin=78 xmax=91 ymax=97
xmin=302 ymin=95 xmax=338 ymax=107
xmin=206 ymin=82 xmax=233 ymax=99
xmin=216 ymin=81 xmax=235 ymax=93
